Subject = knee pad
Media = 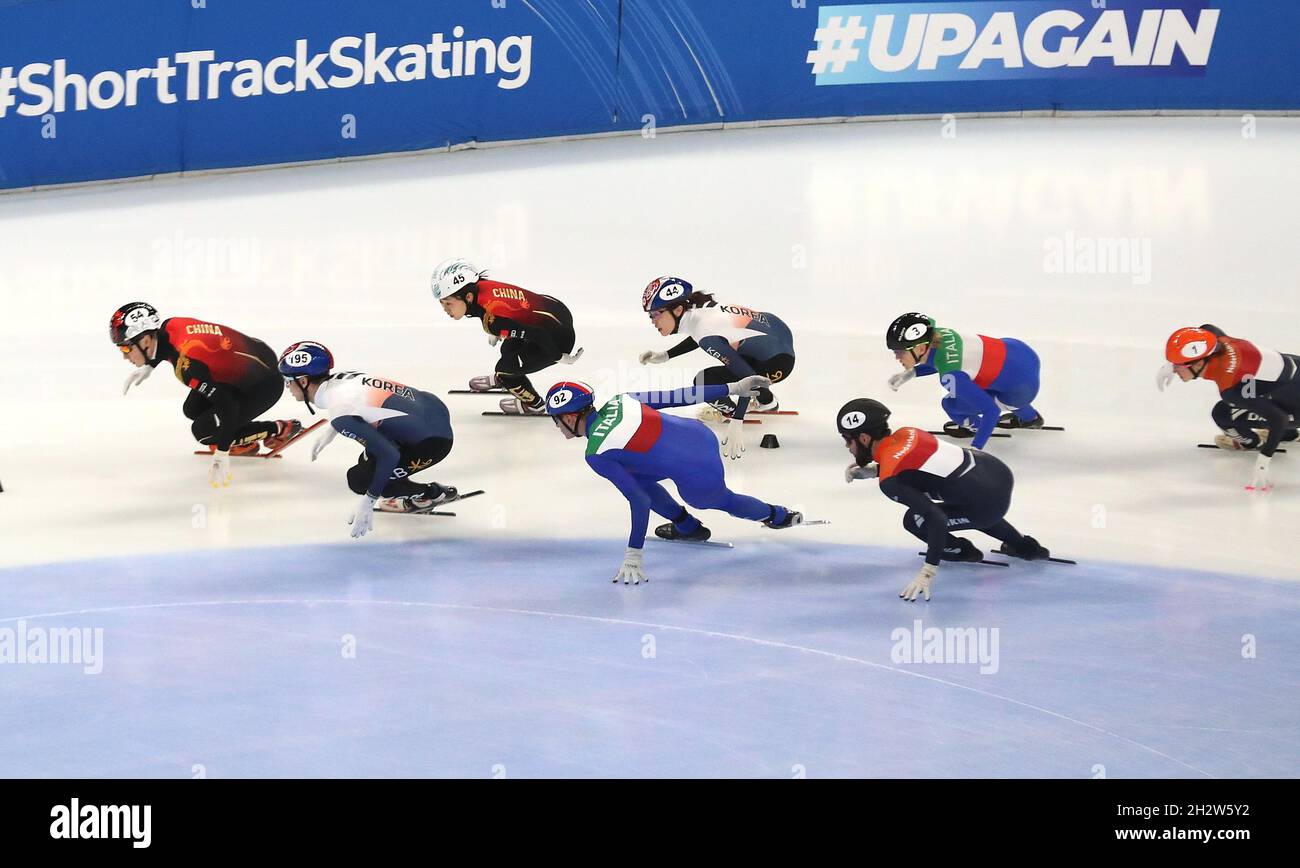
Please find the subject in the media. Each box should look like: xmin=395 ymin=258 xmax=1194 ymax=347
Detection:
xmin=345 ymin=463 xmax=372 ymax=495
xmin=190 ymin=415 xmax=217 ymax=445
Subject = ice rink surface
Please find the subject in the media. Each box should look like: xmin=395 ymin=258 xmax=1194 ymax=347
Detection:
xmin=2 ymin=116 xmax=1299 ymax=776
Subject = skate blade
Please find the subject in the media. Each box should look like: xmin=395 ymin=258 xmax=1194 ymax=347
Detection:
xmin=193 ymin=450 xmax=281 ymax=459
xmin=917 ymin=552 xmax=1009 ymax=567
xmin=264 ymin=419 xmax=328 ymax=457
xmin=1196 ymin=443 xmax=1285 ymax=454
xmin=928 ymin=430 xmax=1011 ymax=439
xmin=650 ymin=537 xmax=733 ymax=549
xmin=481 ymin=411 xmax=548 ymax=418
xmin=448 ymin=389 xmax=508 ymax=395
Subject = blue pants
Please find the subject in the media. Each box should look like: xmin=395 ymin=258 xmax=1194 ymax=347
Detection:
xmin=630 ymin=424 xmax=770 ymax=529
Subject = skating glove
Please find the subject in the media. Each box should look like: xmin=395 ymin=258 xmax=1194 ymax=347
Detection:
xmin=1155 ymin=362 xmax=1175 ymax=392
xmin=1246 ymin=454 xmax=1273 ymax=493
xmin=845 ymin=462 xmax=878 ymax=483
xmin=614 ymin=547 xmax=646 ymax=585
xmin=721 ymin=418 xmax=746 ymax=460
xmin=349 ymin=493 xmax=378 ymax=538
xmin=638 ymin=350 xmax=669 ymax=365
xmin=559 ymin=347 xmax=584 ymax=364
xmin=311 ymin=426 xmax=338 ymax=461
xmin=487 ymin=333 xmax=499 ymax=347
xmin=887 ymin=369 xmax=915 ymax=392
xmin=122 ymin=365 xmax=152 ymax=395
xmin=900 ymin=562 xmax=938 ymax=602
xmin=208 ymin=450 xmax=231 ymax=488
xmin=728 ymin=375 xmax=771 ymax=398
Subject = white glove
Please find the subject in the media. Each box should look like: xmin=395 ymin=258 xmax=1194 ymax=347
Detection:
xmin=310 ymin=426 xmax=338 ymax=462
xmin=122 ymin=365 xmax=152 ymax=395
xmin=721 ymin=418 xmax=746 ymax=460
xmin=208 ymin=450 xmax=231 ymax=488
xmin=1155 ymin=362 xmax=1175 ymax=392
xmin=487 ymin=333 xmax=499 ymax=347
xmin=614 ymin=547 xmax=646 ymax=585
xmin=900 ymin=562 xmax=938 ymax=602
xmin=728 ymin=375 xmax=772 ymax=398
xmin=559 ymin=347 xmax=584 ymax=364
xmin=845 ymin=462 xmax=878 ymax=484
xmin=638 ymin=350 xmax=669 ymax=365
xmin=1246 ymin=453 xmax=1273 ymax=492
xmin=887 ymin=369 xmax=915 ymax=392
xmin=349 ymin=493 xmax=378 ymax=538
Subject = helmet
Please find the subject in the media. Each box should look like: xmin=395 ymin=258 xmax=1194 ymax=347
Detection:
xmin=1166 ymin=327 xmax=1218 ymax=365
xmin=642 ymin=276 xmax=693 ymax=313
xmin=431 ymin=258 xmax=482 ymax=301
xmin=886 ymin=312 xmax=934 ymax=351
xmin=545 ymin=381 xmax=596 ymax=416
xmin=837 ymin=398 xmax=892 ymax=439
xmin=278 ymin=341 xmax=334 ymax=378
xmin=110 ymin=302 xmax=161 ymax=345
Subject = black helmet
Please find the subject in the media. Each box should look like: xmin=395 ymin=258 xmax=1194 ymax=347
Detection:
xmin=110 ymin=302 xmax=161 ymax=345
xmin=885 ymin=312 xmax=934 ymax=351
xmin=836 ymin=398 xmax=891 ymax=440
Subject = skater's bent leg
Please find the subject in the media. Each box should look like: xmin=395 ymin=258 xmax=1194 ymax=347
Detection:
xmin=978 ymin=519 xmax=1026 ymax=549
xmin=378 ymin=437 xmax=454 ymax=498
xmin=1211 ymin=400 xmax=1262 ymax=448
xmin=495 ymin=340 xmax=544 ymax=407
xmin=636 ymin=478 xmax=700 ymax=532
xmin=903 ymin=509 xmax=963 ymax=549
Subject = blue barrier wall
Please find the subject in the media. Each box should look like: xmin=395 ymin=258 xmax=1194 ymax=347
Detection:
xmin=1 ymin=0 xmax=1296 ymax=190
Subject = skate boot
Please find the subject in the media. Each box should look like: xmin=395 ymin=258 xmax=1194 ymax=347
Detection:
xmin=384 ymin=484 xmax=461 ymax=514
xmin=698 ymin=398 xmax=737 ymax=423
xmin=762 ymin=506 xmax=804 ymax=529
xmin=942 ymin=420 xmax=977 ymax=439
xmin=469 ymin=374 xmax=499 ymax=392
xmin=939 ymin=537 xmax=984 ymax=562
xmin=655 ymin=521 xmax=712 ymax=543
xmin=229 ymin=441 xmax=262 ymax=456
xmin=498 ymin=397 xmax=547 ymax=415
xmin=263 ymin=419 xmax=303 ymax=452
xmin=1213 ymin=433 xmax=1254 ymax=451
xmin=752 ymin=394 xmax=780 ymax=413
xmin=998 ymin=412 xmax=1044 ymax=430
xmin=998 ymin=535 xmax=1050 ymax=561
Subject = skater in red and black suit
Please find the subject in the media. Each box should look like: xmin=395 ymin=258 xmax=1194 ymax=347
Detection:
xmin=837 ymin=398 xmax=1049 ymax=601
xmin=1158 ymin=324 xmax=1300 ymax=492
xmin=111 ymin=302 xmax=301 ymax=487
xmin=430 ymin=258 xmax=581 ymax=415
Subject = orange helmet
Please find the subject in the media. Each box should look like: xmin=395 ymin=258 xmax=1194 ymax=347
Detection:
xmin=1165 ymin=327 xmax=1218 ymax=365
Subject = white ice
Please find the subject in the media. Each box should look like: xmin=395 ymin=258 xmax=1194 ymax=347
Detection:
xmin=1 ymin=117 xmax=1298 ymax=777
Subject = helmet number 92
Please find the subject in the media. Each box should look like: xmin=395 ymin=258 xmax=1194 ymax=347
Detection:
xmin=548 ymin=389 xmax=574 ymax=409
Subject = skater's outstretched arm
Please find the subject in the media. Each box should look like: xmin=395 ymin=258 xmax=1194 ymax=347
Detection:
xmin=629 ymin=376 xmax=770 ymax=411
xmin=586 ymin=454 xmax=653 ymax=548
xmin=880 ymin=477 xmax=951 ymax=567
xmin=332 ymin=414 xmax=401 ymax=499
xmin=666 ymin=337 xmax=698 ymax=358
xmin=697 ymin=335 xmax=760 ymax=379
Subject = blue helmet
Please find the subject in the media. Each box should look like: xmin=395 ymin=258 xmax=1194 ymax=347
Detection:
xmin=278 ymin=341 xmax=334 ymax=379
xmin=641 ymin=276 xmax=693 ymax=313
xmin=545 ymin=381 xmax=596 ymax=416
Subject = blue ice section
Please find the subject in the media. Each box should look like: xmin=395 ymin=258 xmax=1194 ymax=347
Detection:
xmin=1 ymin=539 xmax=1297 ymax=778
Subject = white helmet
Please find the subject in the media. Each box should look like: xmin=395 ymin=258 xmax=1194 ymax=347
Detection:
xmin=430 ymin=258 xmax=483 ymax=301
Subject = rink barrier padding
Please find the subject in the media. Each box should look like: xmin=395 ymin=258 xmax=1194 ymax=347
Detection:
xmin=1 ymin=0 xmax=1298 ymax=191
